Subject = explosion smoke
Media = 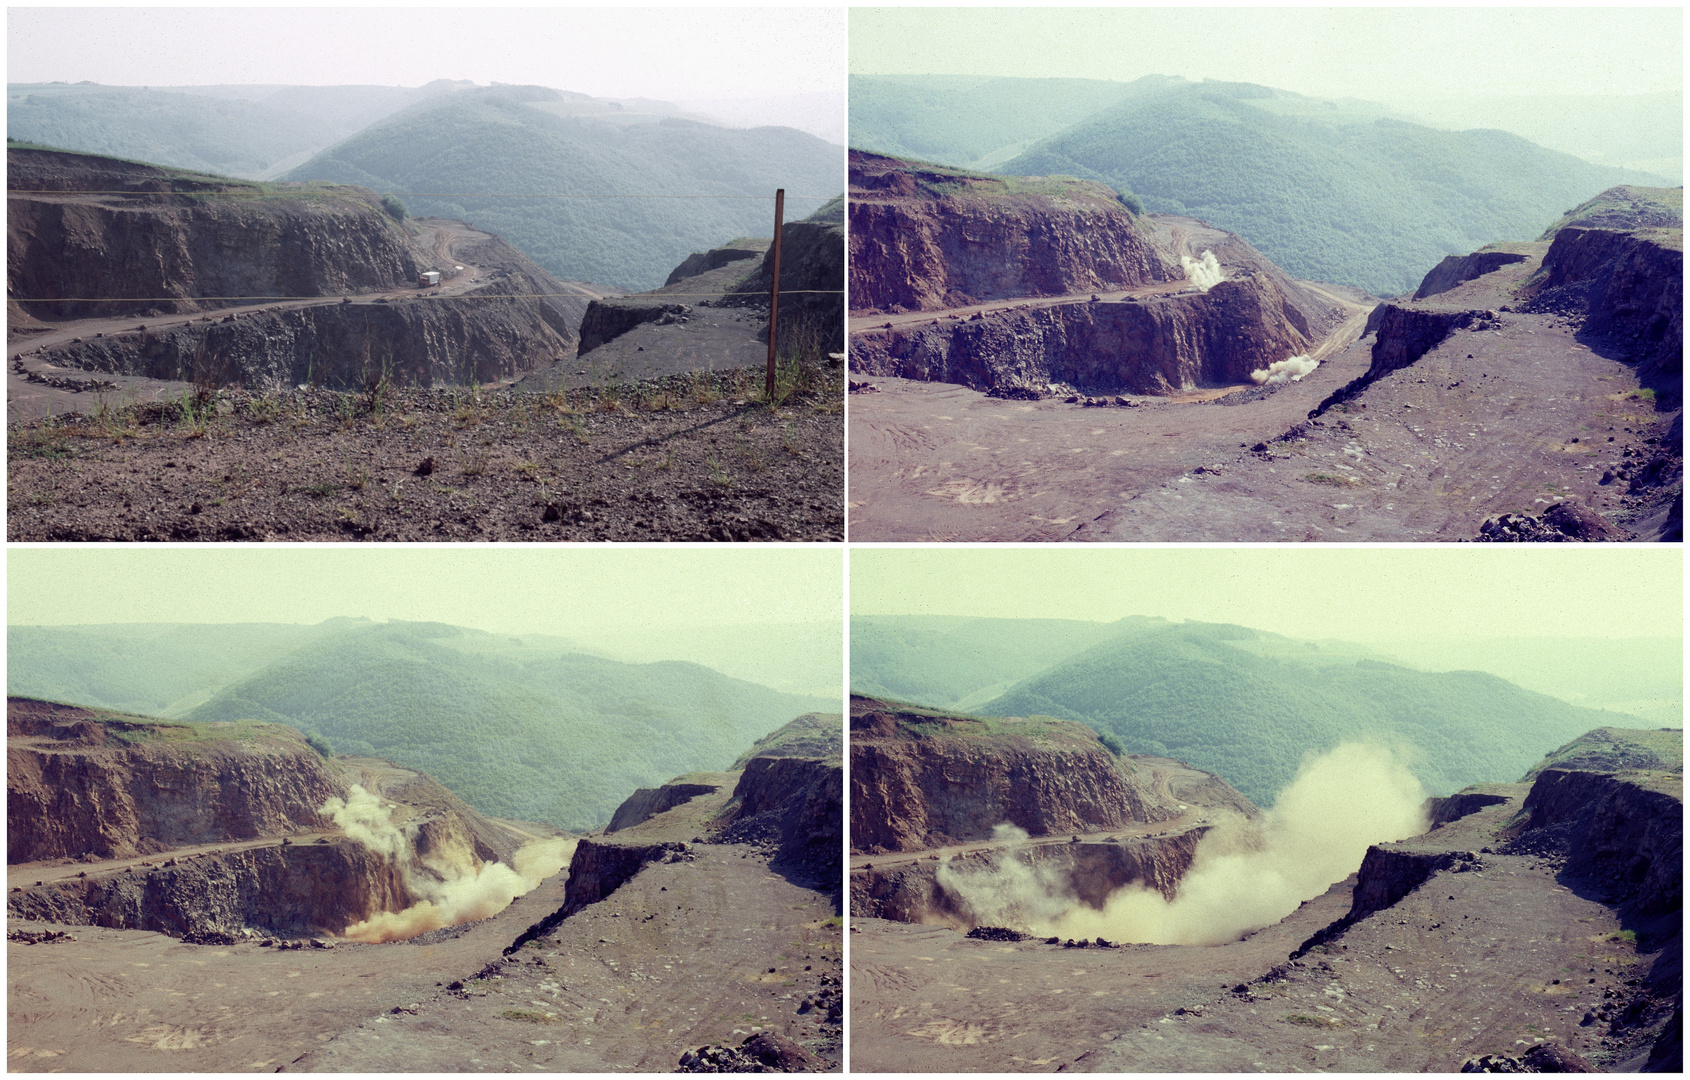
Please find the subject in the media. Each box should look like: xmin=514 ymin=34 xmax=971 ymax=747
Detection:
xmin=1251 ymin=354 xmax=1320 ymax=385
xmin=323 ymin=785 xmax=574 ymax=943
xmin=1181 ymin=250 xmax=1225 ymax=292
xmin=939 ymin=743 xmax=1428 ymax=946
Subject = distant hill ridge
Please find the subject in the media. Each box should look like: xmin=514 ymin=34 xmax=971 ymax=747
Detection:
xmin=9 ymin=619 xmax=832 ymax=830
xmin=850 ymin=73 xmax=1666 ymax=296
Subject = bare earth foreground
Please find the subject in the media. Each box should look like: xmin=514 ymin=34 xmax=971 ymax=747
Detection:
xmin=848 ymin=257 xmax=1674 ymax=541
xmin=7 ymin=369 xmax=842 ymax=541
xmin=850 ymin=791 xmax=1672 ymax=1073
xmin=9 ymin=790 xmax=842 ymax=1072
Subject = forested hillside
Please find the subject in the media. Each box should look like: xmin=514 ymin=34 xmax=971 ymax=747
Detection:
xmin=286 ymin=85 xmax=842 ymax=290
xmin=8 ymin=619 xmax=830 ymax=830
xmin=978 ymin=622 xmax=1627 ymax=806
xmin=850 ymin=74 xmax=1662 ymax=296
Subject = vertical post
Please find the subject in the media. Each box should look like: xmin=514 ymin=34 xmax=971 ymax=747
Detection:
xmin=765 ymin=188 xmax=785 ymax=401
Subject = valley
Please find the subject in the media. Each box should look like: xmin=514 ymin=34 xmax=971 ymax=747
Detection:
xmin=6 ymin=147 xmax=845 ymax=542
xmin=7 ymin=698 xmax=845 ymax=1072
xmin=847 ymin=698 xmax=1681 ymax=1073
xmin=846 ymin=151 xmax=1680 ymax=542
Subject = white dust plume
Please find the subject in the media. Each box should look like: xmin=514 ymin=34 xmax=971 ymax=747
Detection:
xmin=323 ymin=785 xmax=575 ymax=943
xmin=935 ymin=824 xmax=1075 ymax=929
xmin=938 ymin=743 xmax=1428 ymax=946
xmin=1251 ymin=354 xmax=1320 ymax=385
xmin=1181 ymin=250 xmax=1225 ymax=292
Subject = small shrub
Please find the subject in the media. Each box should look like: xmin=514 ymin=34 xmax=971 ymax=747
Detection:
xmin=304 ymin=732 xmax=334 ymax=758
xmin=1096 ymin=731 xmax=1126 ymax=756
xmin=380 ymin=194 xmax=408 ymax=222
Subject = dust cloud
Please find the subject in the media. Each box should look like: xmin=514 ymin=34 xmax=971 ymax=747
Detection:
xmin=1181 ymin=250 xmax=1225 ymax=292
xmin=941 ymin=744 xmax=1428 ymax=946
xmin=1250 ymin=354 xmax=1320 ymax=385
xmin=935 ymin=824 xmax=1074 ymax=929
xmin=323 ymin=785 xmax=575 ymax=943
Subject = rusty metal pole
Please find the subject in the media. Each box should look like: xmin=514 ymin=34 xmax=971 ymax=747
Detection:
xmin=765 ymin=188 xmax=785 ymax=401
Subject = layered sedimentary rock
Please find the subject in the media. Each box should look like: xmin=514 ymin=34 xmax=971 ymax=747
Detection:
xmin=716 ymin=754 xmax=843 ymax=881
xmin=848 ymin=151 xmax=1170 ymax=314
xmin=7 ymin=149 xmax=421 ymax=321
xmin=850 ymin=703 xmax=1156 ymax=854
xmin=7 ymin=698 xmax=341 ymax=863
xmin=1525 ymin=226 xmax=1683 ymax=388
xmin=8 ymin=840 xmax=410 ymax=941
xmin=852 ymin=273 xmax=1321 ymax=394
xmin=35 ymin=294 xmax=577 ymax=390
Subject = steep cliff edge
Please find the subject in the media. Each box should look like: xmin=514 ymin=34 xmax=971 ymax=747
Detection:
xmin=851 ymin=271 xmax=1325 ymax=395
xmin=8 ymin=147 xmax=594 ymax=389
xmin=7 ymin=697 xmax=342 ymax=863
xmin=849 ymin=696 xmax=1252 ymax=855
xmin=849 ymin=151 xmax=1171 ymax=313
xmin=7 ymin=148 xmax=421 ymax=321
xmin=7 ymin=697 xmax=539 ymax=943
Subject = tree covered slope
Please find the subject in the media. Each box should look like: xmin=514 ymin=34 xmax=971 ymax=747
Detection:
xmin=285 ymin=85 xmax=843 ymax=290
xmin=977 ymin=621 xmax=1629 ymax=807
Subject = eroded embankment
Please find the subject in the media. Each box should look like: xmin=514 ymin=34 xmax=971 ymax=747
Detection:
xmin=503 ymin=838 xmax=691 ymax=954
xmin=8 ymin=840 xmax=409 ymax=942
xmin=23 ymin=296 xmax=574 ymax=390
xmin=851 ymin=275 xmax=1318 ymax=395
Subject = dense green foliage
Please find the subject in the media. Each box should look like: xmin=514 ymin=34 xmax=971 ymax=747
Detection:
xmin=180 ymin=622 xmax=828 ymax=829
xmin=849 ymin=614 xmax=1125 ymax=711
xmin=380 ymin=194 xmax=409 ymax=221
xmin=9 ymin=619 xmax=829 ymax=830
xmin=848 ymin=74 xmax=1170 ymax=171
xmin=977 ymin=622 xmax=1626 ymax=807
xmin=851 ymin=75 xmax=1664 ymax=297
xmin=284 ymin=86 xmax=842 ymax=290
xmin=7 ymin=84 xmax=328 ymax=178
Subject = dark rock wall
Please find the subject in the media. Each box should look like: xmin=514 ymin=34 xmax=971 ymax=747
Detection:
xmin=1413 ymin=251 xmax=1530 ymax=300
xmin=851 ymin=274 xmax=1318 ymax=395
xmin=716 ymin=756 xmax=843 ymax=882
xmin=7 ymin=841 xmax=410 ymax=939
xmin=606 ymin=782 xmax=722 ymax=834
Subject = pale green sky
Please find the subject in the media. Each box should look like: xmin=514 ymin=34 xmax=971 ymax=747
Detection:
xmin=849 ymin=546 xmax=1682 ymax=643
xmin=7 ymin=546 xmax=843 ymax=636
xmin=850 ymin=8 xmax=1682 ymax=101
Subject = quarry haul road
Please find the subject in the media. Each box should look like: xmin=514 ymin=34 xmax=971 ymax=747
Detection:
xmin=7 ymin=833 xmax=340 ymax=892
xmin=852 ymin=816 xmax=1209 ymax=874
xmin=6 ymin=219 xmax=618 ymax=424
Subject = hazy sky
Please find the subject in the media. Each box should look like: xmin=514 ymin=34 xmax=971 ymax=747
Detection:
xmin=850 ymin=8 xmax=1682 ymax=102
xmin=7 ymin=7 xmax=844 ymax=136
xmin=849 ymin=547 xmax=1683 ymax=644
xmin=8 ymin=546 xmax=843 ymax=637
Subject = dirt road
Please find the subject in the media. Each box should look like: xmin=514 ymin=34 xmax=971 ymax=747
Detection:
xmin=7 ymin=220 xmax=617 ymax=424
xmin=846 ymin=253 xmax=1664 ymax=541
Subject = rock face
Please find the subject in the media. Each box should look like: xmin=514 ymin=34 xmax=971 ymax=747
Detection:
xmin=851 ymin=832 xmax=1206 ymax=926
xmin=606 ymin=780 xmax=725 ymax=834
xmin=848 ymin=151 xmax=1170 ymax=314
xmin=1511 ymin=768 xmax=1681 ymax=917
xmin=1414 ymin=248 xmax=1533 ymax=300
xmin=8 ymin=840 xmax=409 ymax=941
xmin=852 ymin=272 xmax=1323 ymax=394
xmin=7 ymin=698 xmax=341 ymax=863
xmin=7 ymin=149 xmax=421 ymax=321
xmin=851 ymin=702 xmax=1156 ymax=854
xmin=40 ymin=286 xmax=578 ymax=390
xmin=1523 ymin=225 xmax=1683 ymax=395
xmin=1312 ymin=306 xmax=1505 ymax=418
xmin=577 ymin=300 xmax=695 ymax=357
xmin=715 ymin=754 xmax=843 ymax=884
xmin=664 ymin=241 xmax=765 ymax=287
xmin=502 ymin=838 xmax=689 ymax=956
xmin=722 ymin=199 xmax=846 ymax=353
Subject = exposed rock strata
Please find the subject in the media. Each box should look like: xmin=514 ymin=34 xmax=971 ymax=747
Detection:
xmin=722 ymin=203 xmax=846 ymax=353
xmin=848 ymin=151 xmax=1169 ymax=314
xmin=7 ymin=698 xmax=340 ymax=863
xmin=503 ymin=838 xmax=688 ymax=955
xmin=7 ymin=149 xmax=421 ymax=321
xmin=1510 ymin=768 xmax=1682 ymax=916
xmin=7 ymin=841 xmax=409 ymax=940
xmin=850 ymin=705 xmax=1161 ymax=854
xmin=852 ymin=273 xmax=1322 ymax=394
xmin=715 ymin=754 xmax=843 ymax=883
